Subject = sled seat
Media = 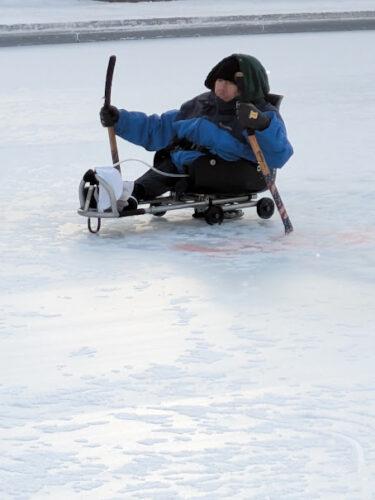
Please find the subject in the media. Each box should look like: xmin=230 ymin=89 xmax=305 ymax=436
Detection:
xmin=182 ymin=155 xmax=276 ymax=196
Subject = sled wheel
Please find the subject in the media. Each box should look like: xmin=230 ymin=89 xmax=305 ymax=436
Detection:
xmin=151 ymin=202 xmax=167 ymax=217
xmin=257 ymin=197 xmax=275 ymax=219
xmin=88 ymin=217 xmax=101 ymax=233
xmin=204 ymin=205 xmax=224 ymax=225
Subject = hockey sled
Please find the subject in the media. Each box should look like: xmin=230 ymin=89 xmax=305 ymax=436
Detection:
xmin=77 ymin=159 xmax=276 ymax=234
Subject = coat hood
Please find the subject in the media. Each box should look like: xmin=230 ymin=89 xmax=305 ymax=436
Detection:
xmin=204 ymin=53 xmax=270 ymax=103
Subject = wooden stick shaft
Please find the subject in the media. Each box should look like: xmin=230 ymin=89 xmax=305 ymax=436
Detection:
xmin=248 ymin=135 xmax=271 ymax=176
xmin=248 ymin=134 xmax=293 ymax=234
xmin=108 ymin=127 xmax=120 ymax=171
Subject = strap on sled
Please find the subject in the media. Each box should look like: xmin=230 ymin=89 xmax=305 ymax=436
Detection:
xmin=88 ymin=217 xmax=101 ymax=234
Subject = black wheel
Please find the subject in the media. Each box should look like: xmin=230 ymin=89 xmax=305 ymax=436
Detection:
xmin=204 ymin=205 xmax=224 ymax=225
xmin=256 ymin=197 xmax=275 ymax=219
xmin=150 ymin=202 xmax=167 ymax=217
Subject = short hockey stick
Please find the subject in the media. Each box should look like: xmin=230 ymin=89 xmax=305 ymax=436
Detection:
xmin=247 ymin=133 xmax=293 ymax=234
xmin=235 ymin=72 xmax=293 ymax=234
xmin=104 ymin=55 xmax=120 ymax=172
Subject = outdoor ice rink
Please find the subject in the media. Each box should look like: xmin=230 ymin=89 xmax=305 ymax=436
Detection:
xmin=1 ymin=28 xmax=375 ymax=498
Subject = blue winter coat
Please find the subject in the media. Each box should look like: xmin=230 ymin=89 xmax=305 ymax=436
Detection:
xmin=114 ymin=91 xmax=293 ymax=173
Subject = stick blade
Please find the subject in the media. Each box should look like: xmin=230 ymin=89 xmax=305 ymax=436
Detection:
xmin=104 ymin=55 xmax=116 ymax=106
xmin=284 ymin=218 xmax=294 ymax=234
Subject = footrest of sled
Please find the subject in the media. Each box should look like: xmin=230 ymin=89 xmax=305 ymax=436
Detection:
xmin=119 ymin=208 xmax=147 ymax=217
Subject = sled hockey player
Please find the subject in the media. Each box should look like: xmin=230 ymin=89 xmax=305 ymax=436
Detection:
xmin=97 ymin=53 xmax=293 ymax=210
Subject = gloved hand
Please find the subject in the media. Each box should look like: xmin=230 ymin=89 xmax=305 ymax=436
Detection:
xmin=100 ymin=104 xmax=119 ymax=127
xmin=236 ymin=102 xmax=270 ymax=131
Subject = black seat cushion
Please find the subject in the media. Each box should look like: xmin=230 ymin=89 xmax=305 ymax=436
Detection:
xmin=187 ymin=156 xmax=275 ymax=194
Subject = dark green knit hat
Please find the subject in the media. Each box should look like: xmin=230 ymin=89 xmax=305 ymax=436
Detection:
xmin=205 ymin=53 xmax=270 ymax=102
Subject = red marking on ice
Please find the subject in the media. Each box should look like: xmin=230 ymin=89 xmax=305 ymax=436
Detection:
xmin=174 ymin=232 xmax=374 ymax=255
xmin=174 ymin=243 xmax=230 ymax=253
xmin=336 ymin=231 xmax=375 ymax=245
xmin=173 ymin=240 xmax=281 ymax=254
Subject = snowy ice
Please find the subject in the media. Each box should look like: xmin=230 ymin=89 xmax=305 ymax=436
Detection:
xmin=1 ymin=3 xmax=375 ymax=499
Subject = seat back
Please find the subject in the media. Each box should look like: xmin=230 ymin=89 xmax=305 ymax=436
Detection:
xmin=266 ymin=93 xmax=283 ymax=110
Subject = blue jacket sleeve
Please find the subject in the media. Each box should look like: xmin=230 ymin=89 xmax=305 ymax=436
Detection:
xmin=114 ymin=109 xmax=178 ymax=151
xmin=250 ymin=112 xmax=294 ymax=169
xmin=173 ymin=117 xmax=255 ymax=162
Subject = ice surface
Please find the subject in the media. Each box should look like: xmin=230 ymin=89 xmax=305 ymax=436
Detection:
xmin=1 ymin=28 xmax=375 ymax=499
xmin=0 ymin=0 xmax=375 ymax=24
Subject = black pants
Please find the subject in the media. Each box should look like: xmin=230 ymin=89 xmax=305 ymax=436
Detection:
xmin=133 ymin=159 xmax=187 ymax=201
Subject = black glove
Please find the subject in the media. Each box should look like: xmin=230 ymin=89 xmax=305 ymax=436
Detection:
xmin=236 ymin=102 xmax=270 ymax=131
xmin=100 ymin=104 xmax=119 ymax=127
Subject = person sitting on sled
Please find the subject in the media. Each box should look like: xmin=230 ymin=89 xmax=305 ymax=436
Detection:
xmin=98 ymin=53 xmax=293 ymax=209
